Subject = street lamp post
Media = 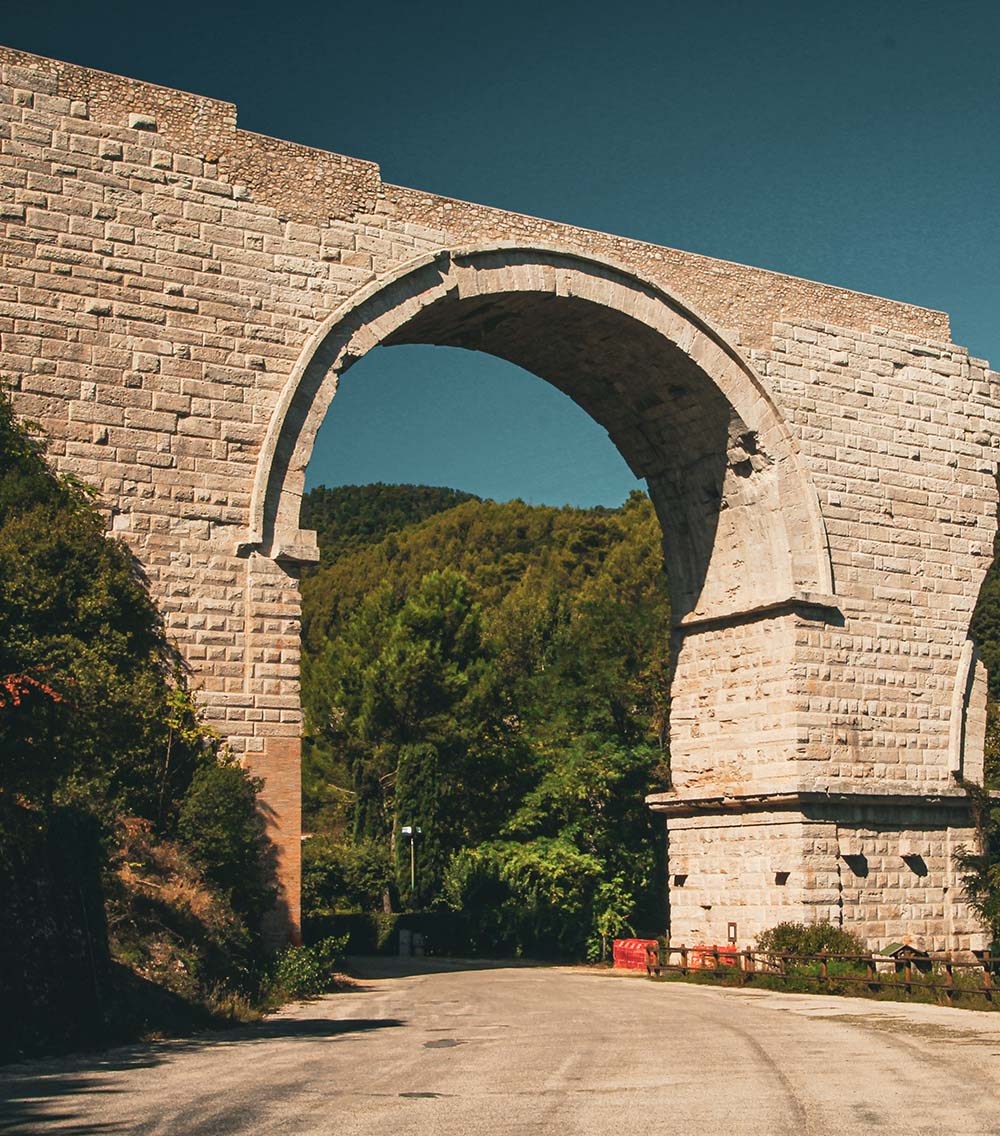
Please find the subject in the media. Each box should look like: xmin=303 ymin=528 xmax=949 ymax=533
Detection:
xmin=400 ymin=824 xmax=422 ymax=898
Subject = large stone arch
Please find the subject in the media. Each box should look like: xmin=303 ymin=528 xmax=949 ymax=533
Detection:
xmin=245 ymin=242 xmax=848 ymax=940
xmin=248 ymin=243 xmax=834 ymax=625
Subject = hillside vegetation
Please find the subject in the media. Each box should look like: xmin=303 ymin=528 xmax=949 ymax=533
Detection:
xmin=302 ymin=483 xmax=478 ymax=563
xmin=0 ymin=399 xmax=333 ymax=1061
xmin=299 ymin=485 xmax=672 ymax=957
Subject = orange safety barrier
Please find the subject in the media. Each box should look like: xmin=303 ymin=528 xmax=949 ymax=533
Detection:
xmin=613 ymin=938 xmax=659 ymax=970
xmin=688 ymin=945 xmax=740 ymax=970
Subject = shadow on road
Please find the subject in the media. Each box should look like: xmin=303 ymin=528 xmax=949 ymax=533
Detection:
xmin=347 ymin=955 xmax=552 ymax=980
xmin=0 ymin=959 xmax=553 ymax=1132
xmin=199 ymin=1015 xmax=406 ymax=1043
xmin=0 ymin=1017 xmax=405 ymax=1135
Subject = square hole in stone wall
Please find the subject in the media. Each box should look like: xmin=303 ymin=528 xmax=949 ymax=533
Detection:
xmin=673 ymin=874 xmax=688 ymax=887
xmin=903 ymin=854 xmax=928 ymax=877
xmin=774 ymin=871 xmax=790 ymax=885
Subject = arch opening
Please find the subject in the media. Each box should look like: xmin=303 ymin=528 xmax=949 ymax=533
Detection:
xmin=303 ymin=342 xmax=646 ymax=508
xmin=297 ymin=342 xmax=674 ymax=933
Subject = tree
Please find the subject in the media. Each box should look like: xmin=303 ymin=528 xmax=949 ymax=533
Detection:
xmin=0 ymin=393 xmax=278 ymax=1046
xmin=301 ymin=834 xmax=391 ymax=917
xmin=300 ymin=485 xmax=672 ymax=942
xmin=176 ymin=759 xmax=274 ymax=927
xmin=444 ymin=838 xmax=603 ymax=957
xmin=394 ymin=742 xmax=447 ymax=908
xmin=306 ymin=569 xmax=515 ymax=910
xmin=0 ymin=394 xmax=206 ymax=821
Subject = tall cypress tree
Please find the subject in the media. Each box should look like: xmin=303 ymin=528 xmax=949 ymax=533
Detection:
xmin=394 ymin=742 xmax=446 ymax=909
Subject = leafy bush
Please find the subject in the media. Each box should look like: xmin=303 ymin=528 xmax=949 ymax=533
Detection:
xmin=302 ymin=834 xmax=392 ymax=917
xmin=755 ymin=921 xmax=868 ymax=958
xmin=176 ymin=758 xmax=274 ymax=927
xmin=267 ymin=935 xmax=349 ymax=1001
xmin=444 ymin=838 xmax=603 ymax=957
xmin=587 ymin=876 xmax=636 ymax=962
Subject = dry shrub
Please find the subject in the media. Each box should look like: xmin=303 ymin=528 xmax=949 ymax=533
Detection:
xmin=107 ymin=818 xmax=262 ymax=1009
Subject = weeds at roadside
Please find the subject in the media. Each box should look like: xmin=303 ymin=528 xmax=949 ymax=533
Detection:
xmin=644 ymin=965 xmax=1000 ymax=1011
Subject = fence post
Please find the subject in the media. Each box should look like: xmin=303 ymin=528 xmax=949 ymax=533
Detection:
xmin=866 ymin=954 xmax=876 ymax=992
xmin=744 ymin=950 xmax=755 ymax=984
xmin=820 ymin=949 xmax=828 ymax=989
xmin=680 ymin=943 xmax=688 ymax=977
xmin=904 ymin=958 xmax=912 ymax=996
xmin=943 ymin=961 xmax=954 ymax=1006
xmin=983 ymin=958 xmax=993 ymax=1003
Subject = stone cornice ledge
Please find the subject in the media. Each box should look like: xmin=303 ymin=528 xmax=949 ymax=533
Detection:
xmin=235 ymin=530 xmax=320 ymax=564
xmin=674 ymin=592 xmax=840 ymax=634
xmin=646 ymin=787 xmax=991 ymax=816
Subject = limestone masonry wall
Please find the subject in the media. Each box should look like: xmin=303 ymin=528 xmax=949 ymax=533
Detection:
xmin=668 ymin=800 xmax=979 ymax=953
xmin=2 ymin=47 xmax=996 ymax=949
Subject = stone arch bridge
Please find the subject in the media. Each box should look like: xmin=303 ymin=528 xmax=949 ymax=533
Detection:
xmin=2 ymin=47 xmax=997 ymax=951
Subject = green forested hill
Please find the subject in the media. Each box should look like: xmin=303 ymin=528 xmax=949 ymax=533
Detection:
xmin=301 ymin=483 xmax=478 ymax=563
xmin=299 ymin=486 xmax=671 ymax=956
xmin=301 ymin=494 xmax=630 ymax=651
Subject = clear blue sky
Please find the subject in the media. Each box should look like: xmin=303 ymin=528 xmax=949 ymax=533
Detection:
xmin=8 ymin=1 xmax=998 ymax=506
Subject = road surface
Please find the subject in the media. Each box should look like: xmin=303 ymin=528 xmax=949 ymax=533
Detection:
xmin=3 ymin=958 xmax=1000 ymax=1134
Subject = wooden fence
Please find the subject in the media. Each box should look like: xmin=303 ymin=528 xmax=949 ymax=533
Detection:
xmin=644 ymin=944 xmax=1000 ymax=1006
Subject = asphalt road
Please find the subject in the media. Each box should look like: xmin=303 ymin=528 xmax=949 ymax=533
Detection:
xmin=4 ymin=959 xmax=1000 ymax=1135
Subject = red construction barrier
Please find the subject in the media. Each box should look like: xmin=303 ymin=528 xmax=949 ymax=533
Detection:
xmin=613 ymin=938 xmax=659 ymax=970
xmin=689 ymin=945 xmax=739 ymax=970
